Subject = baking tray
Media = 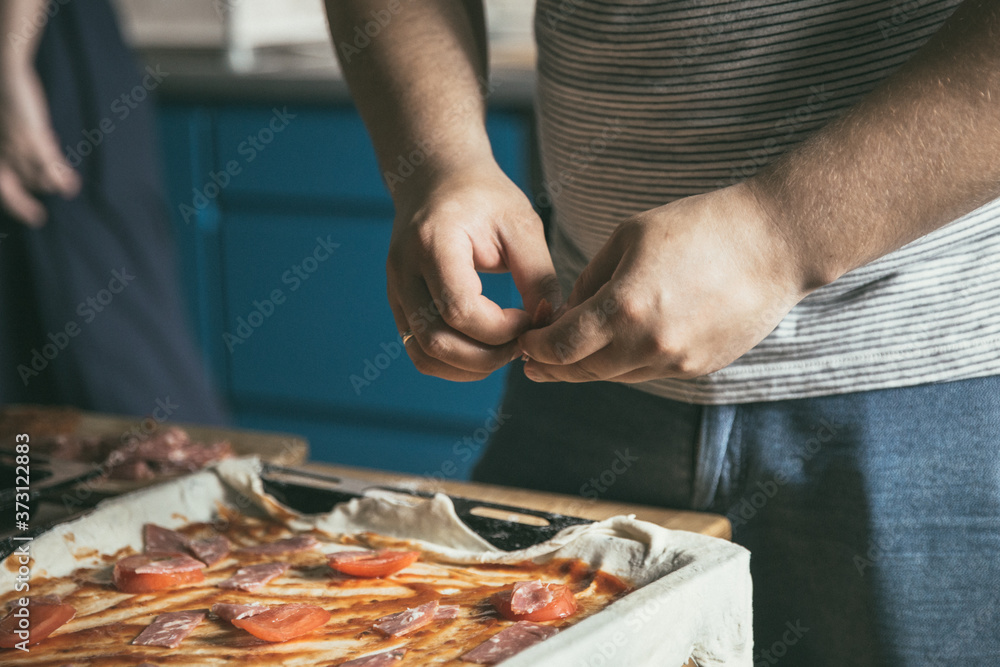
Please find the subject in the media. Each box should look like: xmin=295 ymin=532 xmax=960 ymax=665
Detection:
xmin=0 ymin=458 xmax=753 ymax=666
xmin=259 ymin=463 xmax=592 ymax=551
xmin=0 ymin=453 xmax=97 ymax=534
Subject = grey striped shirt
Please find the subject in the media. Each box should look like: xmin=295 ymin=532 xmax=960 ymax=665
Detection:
xmin=534 ymin=0 xmax=1000 ymax=404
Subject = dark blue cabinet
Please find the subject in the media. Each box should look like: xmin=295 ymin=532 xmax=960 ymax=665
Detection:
xmin=157 ymin=102 xmax=529 ymax=478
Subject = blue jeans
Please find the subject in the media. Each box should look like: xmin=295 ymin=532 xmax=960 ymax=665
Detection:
xmin=472 ymin=362 xmax=1000 ymax=666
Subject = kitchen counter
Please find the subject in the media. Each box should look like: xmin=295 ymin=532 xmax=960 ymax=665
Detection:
xmin=139 ymin=42 xmax=537 ymax=107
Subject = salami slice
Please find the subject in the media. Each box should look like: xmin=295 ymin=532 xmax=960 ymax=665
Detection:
xmin=211 ymin=603 xmax=269 ymax=622
xmin=339 ymin=649 xmax=406 ymax=666
xmin=435 ymin=605 xmax=461 ymax=620
xmin=132 ymin=553 xmax=205 ymax=574
xmin=219 ymin=563 xmax=289 ymax=591
xmin=510 ymin=580 xmax=556 ymax=615
xmin=238 ymin=535 xmax=318 ymax=556
xmin=372 ymin=601 xmax=438 ymax=637
xmin=188 ymin=536 xmax=230 ymax=566
xmin=143 ymin=524 xmax=189 ymax=554
xmin=131 ymin=611 xmax=205 ymax=648
xmin=462 ymin=622 xmax=560 ymax=664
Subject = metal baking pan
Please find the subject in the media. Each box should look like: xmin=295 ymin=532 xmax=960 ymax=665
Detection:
xmin=259 ymin=463 xmax=592 ymax=551
xmin=0 ymin=459 xmax=753 ymax=666
xmin=0 ymin=452 xmax=98 ymax=538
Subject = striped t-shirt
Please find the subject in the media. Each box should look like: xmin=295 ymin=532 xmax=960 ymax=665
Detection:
xmin=533 ymin=0 xmax=1000 ymax=404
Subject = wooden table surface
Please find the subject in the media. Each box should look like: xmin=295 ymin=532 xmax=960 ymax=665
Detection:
xmin=303 ymin=462 xmax=732 ymax=541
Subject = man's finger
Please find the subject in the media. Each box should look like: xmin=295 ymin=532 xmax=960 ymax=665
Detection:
xmin=422 ymin=230 xmax=529 ymax=345
xmin=42 ymin=158 xmax=81 ymax=198
xmin=399 ymin=274 xmax=522 ymax=373
xmin=519 ymin=285 xmax=618 ymax=365
xmin=0 ymin=165 xmax=46 ymax=226
xmin=605 ymin=366 xmax=659 ymax=384
xmin=32 ymin=129 xmax=81 ymax=197
xmin=522 ymin=343 xmax=633 ymax=383
xmin=500 ymin=215 xmax=564 ymax=321
xmin=388 ymin=293 xmax=494 ymax=382
xmin=566 ymin=225 xmax=628 ymax=309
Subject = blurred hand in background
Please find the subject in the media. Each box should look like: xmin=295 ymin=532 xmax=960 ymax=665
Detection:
xmin=0 ymin=2 xmax=80 ymax=226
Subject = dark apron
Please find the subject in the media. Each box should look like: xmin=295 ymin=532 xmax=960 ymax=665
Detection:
xmin=0 ymin=0 xmax=227 ymax=424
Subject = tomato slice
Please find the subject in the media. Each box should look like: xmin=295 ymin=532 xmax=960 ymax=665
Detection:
xmin=492 ymin=583 xmax=578 ymax=622
xmin=327 ymin=550 xmax=419 ymax=578
xmin=113 ymin=551 xmax=205 ymax=594
xmin=0 ymin=601 xmax=76 ymax=648
xmin=231 ymin=604 xmax=331 ymax=642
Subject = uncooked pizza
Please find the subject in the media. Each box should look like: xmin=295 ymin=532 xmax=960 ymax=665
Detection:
xmin=0 ymin=510 xmax=630 ymax=665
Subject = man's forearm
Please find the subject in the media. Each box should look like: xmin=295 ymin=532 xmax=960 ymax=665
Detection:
xmin=325 ymin=0 xmax=492 ymax=204
xmin=749 ymin=0 xmax=1000 ymax=290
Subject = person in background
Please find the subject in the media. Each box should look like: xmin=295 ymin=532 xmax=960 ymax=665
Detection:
xmin=326 ymin=0 xmax=1000 ymax=664
xmin=0 ymin=0 xmax=226 ymax=424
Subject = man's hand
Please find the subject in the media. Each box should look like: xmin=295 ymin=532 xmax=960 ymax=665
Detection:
xmin=522 ymin=0 xmax=1000 ymax=385
xmin=389 ymin=161 xmax=562 ymax=381
xmin=519 ymin=184 xmax=805 ymax=383
xmin=326 ymin=0 xmax=560 ymax=381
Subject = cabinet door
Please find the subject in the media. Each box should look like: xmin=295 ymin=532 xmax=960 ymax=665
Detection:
xmin=237 ymin=408 xmax=505 ymax=481
xmin=160 ymin=103 xmax=532 ymax=473
xmin=213 ymin=107 xmax=389 ymax=204
xmin=220 ymin=211 xmax=516 ymax=424
xmin=211 ymin=108 xmax=531 ymax=204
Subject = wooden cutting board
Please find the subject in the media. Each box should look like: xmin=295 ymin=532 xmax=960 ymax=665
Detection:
xmin=0 ymin=405 xmax=308 ymax=494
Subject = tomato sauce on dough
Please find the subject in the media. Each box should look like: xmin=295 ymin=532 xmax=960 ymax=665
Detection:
xmin=0 ymin=514 xmax=631 ymax=665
